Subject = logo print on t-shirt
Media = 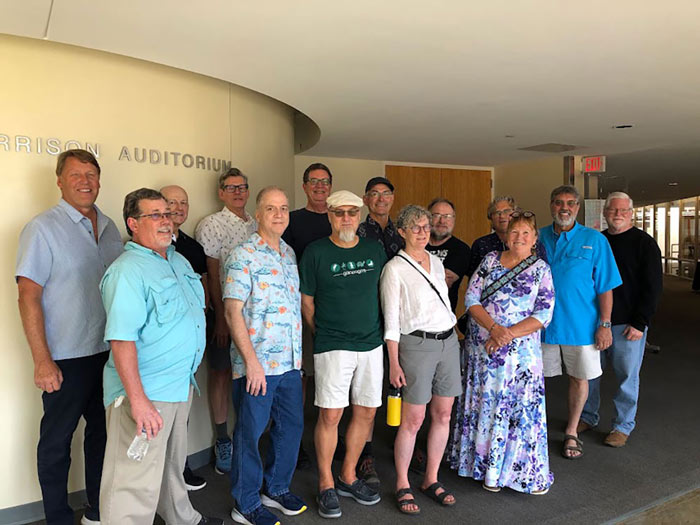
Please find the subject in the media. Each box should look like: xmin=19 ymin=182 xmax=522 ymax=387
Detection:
xmin=331 ymin=263 xmax=340 ymax=273
xmin=330 ymin=258 xmax=377 ymax=277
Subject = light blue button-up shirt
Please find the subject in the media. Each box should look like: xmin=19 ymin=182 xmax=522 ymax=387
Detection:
xmin=223 ymin=233 xmax=302 ymax=379
xmin=100 ymin=242 xmax=206 ymax=406
xmin=539 ymin=222 xmax=622 ymax=345
xmin=15 ymin=199 xmax=123 ymax=360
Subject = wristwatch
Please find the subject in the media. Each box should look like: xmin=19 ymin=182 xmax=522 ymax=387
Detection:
xmin=599 ymin=321 xmax=612 ymax=328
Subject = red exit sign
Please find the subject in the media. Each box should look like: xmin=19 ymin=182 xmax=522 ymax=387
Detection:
xmin=582 ymin=155 xmax=606 ymax=173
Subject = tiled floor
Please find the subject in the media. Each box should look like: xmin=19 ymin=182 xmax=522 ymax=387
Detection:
xmin=620 ymin=489 xmax=700 ymax=524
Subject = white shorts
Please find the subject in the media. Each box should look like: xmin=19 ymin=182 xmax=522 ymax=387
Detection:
xmin=542 ymin=343 xmax=602 ymax=380
xmin=313 ymin=345 xmax=384 ymax=409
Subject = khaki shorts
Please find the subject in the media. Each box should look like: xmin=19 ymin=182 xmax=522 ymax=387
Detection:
xmin=399 ymin=331 xmax=462 ymax=405
xmin=542 ymin=343 xmax=602 ymax=380
xmin=313 ymin=346 xmax=383 ymax=409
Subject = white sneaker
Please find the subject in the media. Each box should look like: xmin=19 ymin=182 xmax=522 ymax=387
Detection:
xmin=81 ymin=516 xmax=100 ymax=525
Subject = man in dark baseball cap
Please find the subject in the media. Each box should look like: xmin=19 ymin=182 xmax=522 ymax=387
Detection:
xmin=358 ymin=177 xmax=403 ymax=260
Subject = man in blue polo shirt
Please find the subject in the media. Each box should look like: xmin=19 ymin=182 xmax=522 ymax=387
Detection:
xmin=99 ymin=188 xmax=220 ymax=525
xmin=539 ymin=185 xmax=622 ymax=460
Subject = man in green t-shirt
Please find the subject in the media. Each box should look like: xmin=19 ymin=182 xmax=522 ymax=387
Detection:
xmin=300 ymin=190 xmax=387 ymax=518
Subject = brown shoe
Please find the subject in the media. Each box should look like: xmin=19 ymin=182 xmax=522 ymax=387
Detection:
xmin=604 ymin=430 xmax=629 ymax=448
xmin=576 ymin=420 xmax=593 ymax=434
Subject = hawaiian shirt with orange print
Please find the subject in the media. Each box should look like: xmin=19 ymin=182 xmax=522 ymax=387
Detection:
xmin=223 ymin=232 xmax=302 ymax=379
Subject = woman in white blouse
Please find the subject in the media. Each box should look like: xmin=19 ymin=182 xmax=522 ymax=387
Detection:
xmin=380 ymin=204 xmax=461 ymax=515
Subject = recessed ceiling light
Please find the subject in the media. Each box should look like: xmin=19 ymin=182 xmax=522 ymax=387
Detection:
xmin=504 ymin=134 xmax=515 ymax=138
xmin=612 ymin=124 xmax=633 ymax=129
xmin=668 ymin=182 xmax=679 ymax=186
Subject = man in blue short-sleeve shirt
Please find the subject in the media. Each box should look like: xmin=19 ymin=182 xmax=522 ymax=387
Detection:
xmin=223 ymin=186 xmax=307 ymax=524
xmin=99 ymin=188 xmax=219 ymax=525
xmin=539 ymin=185 xmax=622 ymax=461
xmin=16 ymin=149 xmax=123 ymax=525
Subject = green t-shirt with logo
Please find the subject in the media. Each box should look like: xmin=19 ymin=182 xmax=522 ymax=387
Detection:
xmin=300 ymin=237 xmax=387 ymax=354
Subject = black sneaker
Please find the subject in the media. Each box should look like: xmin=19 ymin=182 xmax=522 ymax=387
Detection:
xmin=197 ymin=517 xmax=224 ymax=525
xmin=231 ymin=504 xmax=281 ymax=525
xmin=336 ymin=477 xmax=381 ymax=505
xmin=356 ymin=454 xmax=380 ymax=490
xmin=317 ymin=488 xmax=342 ymax=519
xmin=296 ymin=444 xmax=312 ymax=470
xmin=261 ymin=491 xmax=307 ymax=516
xmin=184 ymin=465 xmax=207 ymax=491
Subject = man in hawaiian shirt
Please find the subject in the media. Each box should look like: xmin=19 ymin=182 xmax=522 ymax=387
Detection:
xmin=223 ymin=186 xmax=306 ymax=524
xmin=195 ymin=168 xmax=256 ymax=474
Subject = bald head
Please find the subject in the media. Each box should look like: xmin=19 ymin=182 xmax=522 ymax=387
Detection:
xmin=160 ymin=185 xmax=189 ymax=231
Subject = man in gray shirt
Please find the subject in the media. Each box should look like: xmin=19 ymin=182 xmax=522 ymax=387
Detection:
xmin=16 ymin=149 xmax=123 ymax=525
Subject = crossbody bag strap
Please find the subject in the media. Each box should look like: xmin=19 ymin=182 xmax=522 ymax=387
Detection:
xmin=479 ymin=254 xmax=537 ymax=303
xmin=396 ymin=254 xmax=451 ymax=312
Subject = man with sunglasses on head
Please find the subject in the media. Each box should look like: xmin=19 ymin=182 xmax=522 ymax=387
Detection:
xmin=299 ymin=191 xmax=387 ymax=518
xmin=99 ymin=188 xmax=220 ymax=525
xmin=282 ymin=162 xmax=333 ymax=470
xmin=426 ymin=198 xmax=471 ymax=313
xmin=539 ymin=185 xmax=621 ymax=461
xmin=16 ymin=149 xmax=123 ymax=525
xmin=195 ymin=168 xmax=256 ymax=475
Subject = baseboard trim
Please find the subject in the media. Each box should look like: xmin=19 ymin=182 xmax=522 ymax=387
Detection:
xmin=0 ymin=447 xmax=214 ymax=525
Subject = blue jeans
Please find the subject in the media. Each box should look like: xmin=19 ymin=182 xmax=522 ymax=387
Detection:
xmin=230 ymin=369 xmax=303 ymax=514
xmin=582 ymin=324 xmax=647 ymax=435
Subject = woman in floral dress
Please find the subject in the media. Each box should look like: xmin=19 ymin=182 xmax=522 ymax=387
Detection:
xmin=450 ymin=212 xmax=555 ymax=494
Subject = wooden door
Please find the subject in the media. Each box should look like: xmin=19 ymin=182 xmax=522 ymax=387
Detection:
xmin=385 ymin=165 xmax=492 ymax=320
xmin=385 ymin=165 xmax=441 ymax=217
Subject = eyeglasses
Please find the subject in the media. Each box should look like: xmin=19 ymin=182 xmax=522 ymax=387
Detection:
xmin=431 ymin=212 xmax=455 ymax=221
xmin=552 ymin=199 xmax=578 ymax=207
xmin=366 ymin=190 xmax=393 ymax=198
xmin=491 ymin=209 xmax=513 ymax=217
xmin=330 ymin=208 xmax=360 ymax=217
xmin=408 ymin=224 xmax=432 ymax=234
xmin=222 ymin=183 xmax=249 ymax=193
xmin=307 ymin=178 xmax=331 ymax=186
xmin=135 ymin=212 xmax=173 ymax=221
xmin=605 ymin=207 xmax=632 ymax=215
xmin=510 ymin=211 xmax=535 ymax=219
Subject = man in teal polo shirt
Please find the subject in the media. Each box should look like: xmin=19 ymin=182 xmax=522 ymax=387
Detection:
xmin=99 ymin=188 xmax=220 ymax=525
xmin=539 ymin=185 xmax=622 ymax=461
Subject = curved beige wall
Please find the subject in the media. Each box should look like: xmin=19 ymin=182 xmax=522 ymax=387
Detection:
xmin=0 ymin=34 xmax=296 ymax=510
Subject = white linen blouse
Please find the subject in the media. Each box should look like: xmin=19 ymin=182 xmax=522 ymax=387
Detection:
xmin=380 ymin=249 xmax=457 ymax=342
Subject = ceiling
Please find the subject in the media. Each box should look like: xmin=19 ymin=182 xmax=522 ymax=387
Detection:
xmin=2 ymin=1 xmax=700 ymax=205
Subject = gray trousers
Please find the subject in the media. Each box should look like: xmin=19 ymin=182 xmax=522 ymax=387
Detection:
xmin=99 ymin=389 xmax=200 ymax=525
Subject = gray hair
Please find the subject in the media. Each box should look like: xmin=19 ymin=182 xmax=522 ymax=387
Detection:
xmin=218 ymin=167 xmax=248 ymax=189
xmin=256 ymin=185 xmax=288 ymax=208
xmin=487 ymin=195 xmax=516 ymax=219
xmin=396 ymin=204 xmax=432 ymax=230
xmin=604 ymin=191 xmax=634 ymax=209
xmin=550 ymin=185 xmax=580 ymax=203
xmin=123 ymin=188 xmax=164 ymax=236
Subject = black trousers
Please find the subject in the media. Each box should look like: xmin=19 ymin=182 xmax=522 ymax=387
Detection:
xmin=37 ymin=351 xmax=108 ymax=525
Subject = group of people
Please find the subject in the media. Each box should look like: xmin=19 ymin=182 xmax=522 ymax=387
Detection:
xmin=15 ymin=150 xmax=663 ymax=525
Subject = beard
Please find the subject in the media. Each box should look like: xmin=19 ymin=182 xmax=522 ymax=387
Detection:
xmin=430 ymin=228 xmax=450 ymax=241
xmin=339 ymin=227 xmax=356 ymax=243
xmin=553 ymin=213 xmax=575 ymax=228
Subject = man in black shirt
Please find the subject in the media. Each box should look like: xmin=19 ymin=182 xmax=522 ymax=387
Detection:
xmin=357 ymin=177 xmax=404 ymax=259
xmin=282 ymin=163 xmax=333 ymax=470
xmin=426 ymin=198 xmax=470 ymax=312
xmin=579 ymin=192 xmax=662 ymax=448
xmin=283 ymin=163 xmax=332 ymax=261
xmin=161 ymin=185 xmax=208 ymax=491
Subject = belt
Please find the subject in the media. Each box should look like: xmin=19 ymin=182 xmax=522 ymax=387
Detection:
xmin=409 ymin=328 xmax=454 ymax=340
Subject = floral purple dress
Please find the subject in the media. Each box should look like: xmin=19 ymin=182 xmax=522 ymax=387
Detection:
xmin=450 ymin=251 xmax=555 ymax=493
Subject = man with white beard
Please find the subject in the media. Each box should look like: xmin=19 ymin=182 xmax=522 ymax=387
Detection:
xmin=299 ymin=190 xmax=387 ymax=518
xmin=539 ymin=185 xmax=621 ymax=461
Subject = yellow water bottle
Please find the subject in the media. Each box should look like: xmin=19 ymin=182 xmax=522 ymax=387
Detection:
xmin=386 ymin=386 xmax=402 ymax=426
